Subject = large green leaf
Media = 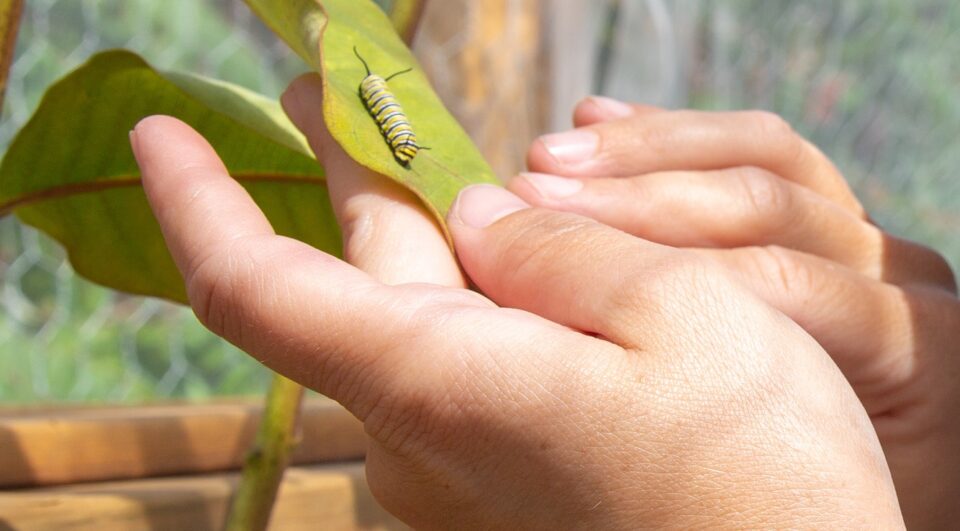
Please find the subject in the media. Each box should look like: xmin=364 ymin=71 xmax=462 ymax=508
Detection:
xmin=243 ymin=0 xmax=499 ymax=239
xmin=0 ymin=50 xmax=339 ymax=303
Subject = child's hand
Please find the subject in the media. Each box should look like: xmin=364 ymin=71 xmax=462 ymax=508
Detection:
xmin=518 ymin=97 xmax=959 ymax=528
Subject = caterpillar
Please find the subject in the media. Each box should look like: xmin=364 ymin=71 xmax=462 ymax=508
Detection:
xmin=353 ymin=46 xmax=428 ymax=165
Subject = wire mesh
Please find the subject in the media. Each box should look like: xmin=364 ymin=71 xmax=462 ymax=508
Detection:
xmin=0 ymin=0 xmax=312 ymax=402
xmin=1 ymin=0 xmax=957 ymax=403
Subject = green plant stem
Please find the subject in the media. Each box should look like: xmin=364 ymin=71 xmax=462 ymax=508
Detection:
xmin=389 ymin=0 xmax=427 ymax=45
xmin=0 ymin=0 xmax=24 ymax=108
xmin=225 ymin=374 xmax=305 ymax=531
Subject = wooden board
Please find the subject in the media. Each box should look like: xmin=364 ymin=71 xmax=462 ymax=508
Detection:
xmin=0 ymin=398 xmax=367 ymax=487
xmin=0 ymin=462 xmax=406 ymax=530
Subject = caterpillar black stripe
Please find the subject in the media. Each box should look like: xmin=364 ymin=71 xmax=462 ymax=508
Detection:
xmin=354 ymin=46 xmax=428 ymax=165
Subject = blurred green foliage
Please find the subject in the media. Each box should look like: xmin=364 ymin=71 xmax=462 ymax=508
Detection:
xmin=687 ymin=0 xmax=960 ymax=271
xmin=0 ymin=0 xmax=313 ymax=403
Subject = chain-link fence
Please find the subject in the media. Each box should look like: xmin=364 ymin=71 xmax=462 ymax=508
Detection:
xmin=2 ymin=0 xmax=957 ymax=403
xmin=0 ymin=0 xmax=308 ymax=403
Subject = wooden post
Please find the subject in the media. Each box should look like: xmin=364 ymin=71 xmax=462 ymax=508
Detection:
xmin=414 ymin=0 xmax=547 ymax=179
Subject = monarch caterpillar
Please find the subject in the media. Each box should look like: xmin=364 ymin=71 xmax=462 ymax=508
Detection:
xmin=353 ymin=46 xmax=428 ymax=166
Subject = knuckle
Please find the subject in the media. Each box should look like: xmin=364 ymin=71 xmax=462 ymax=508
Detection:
xmin=337 ymin=191 xmax=412 ymax=258
xmin=185 ymin=247 xmax=242 ymax=338
xmin=610 ymin=253 xmax=723 ymax=312
xmin=496 ymin=212 xmax=599 ymax=277
xmin=338 ymin=196 xmax=378 ymax=243
xmin=927 ymin=250 xmax=958 ymax=292
xmin=731 ymin=167 xmax=796 ymax=231
xmin=745 ymin=245 xmax=815 ymax=295
xmin=183 ymin=237 xmax=280 ymax=343
xmin=624 ymin=173 xmax=655 ymax=204
xmin=747 ymin=110 xmax=794 ymax=139
xmin=363 ymin=388 xmax=437 ymax=453
xmin=898 ymin=239 xmax=957 ymax=292
xmin=632 ymin=113 xmax=683 ymax=157
xmin=745 ymin=110 xmax=807 ymax=164
xmin=866 ymin=232 xmax=958 ymax=292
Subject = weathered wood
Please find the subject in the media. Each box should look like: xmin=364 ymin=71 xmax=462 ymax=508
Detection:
xmin=0 ymin=462 xmax=404 ymax=530
xmin=415 ymin=0 xmax=546 ymax=179
xmin=0 ymin=0 xmax=24 ymax=108
xmin=0 ymin=398 xmax=367 ymax=488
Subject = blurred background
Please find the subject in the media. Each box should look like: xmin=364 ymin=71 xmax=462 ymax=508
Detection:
xmin=1 ymin=0 xmax=957 ymax=403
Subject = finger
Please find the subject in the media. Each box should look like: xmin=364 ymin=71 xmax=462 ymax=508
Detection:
xmin=131 ymin=115 xmax=505 ymax=417
xmin=507 ymin=169 xmax=956 ymax=291
xmin=447 ymin=184 xmax=747 ymax=351
xmin=132 ymin=115 xmax=276 ymax=277
xmin=571 ymin=95 xmax=664 ymax=127
xmin=527 ymin=109 xmax=864 ymax=216
xmin=698 ymin=245 xmax=920 ymax=413
xmin=281 ymin=73 xmax=464 ymax=287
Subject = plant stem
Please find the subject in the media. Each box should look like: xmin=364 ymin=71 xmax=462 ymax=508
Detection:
xmin=0 ymin=0 xmax=24 ymax=108
xmin=224 ymin=374 xmax=305 ymax=531
xmin=389 ymin=0 xmax=428 ymax=45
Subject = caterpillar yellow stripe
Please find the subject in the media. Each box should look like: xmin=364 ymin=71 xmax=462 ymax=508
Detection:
xmin=354 ymin=46 xmax=427 ymax=165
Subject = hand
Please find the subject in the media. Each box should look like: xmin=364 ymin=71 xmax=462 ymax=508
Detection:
xmin=518 ymin=96 xmax=959 ymax=528
xmin=129 ymin=97 xmax=903 ymax=528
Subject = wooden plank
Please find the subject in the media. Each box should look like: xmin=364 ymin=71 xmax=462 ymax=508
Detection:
xmin=0 ymin=462 xmax=405 ymax=530
xmin=0 ymin=398 xmax=367 ymax=488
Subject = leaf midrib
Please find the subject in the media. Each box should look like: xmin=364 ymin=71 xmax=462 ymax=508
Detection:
xmin=0 ymin=173 xmax=327 ymax=217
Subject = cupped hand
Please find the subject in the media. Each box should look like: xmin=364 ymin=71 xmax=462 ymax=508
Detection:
xmin=129 ymin=82 xmax=903 ymax=528
xmin=520 ymin=96 xmax=959 ymax=528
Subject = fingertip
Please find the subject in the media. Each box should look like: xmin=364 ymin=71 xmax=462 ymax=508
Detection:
xmin=132 ymin=115 xmax=228 ymax=194
xmin=504 ymin=174 xmax=538 ymax=202
xmin=573 ymin=96 xmax=635 ymax=126
xmin=132 ymin=114 xmax=212 ymax=155
xmin=130 ymin=115 xmax=182 ymax=167
xmin=280 ymin=73 xmax=324 ymax=132
xmin=525 ymin=136 xmax=562 ymax=175
xmin=448 ymin=184 xmax=529 ymax=229
xmin=132 ymin=113 xmax=179 ymax=134
xmin=133 ymin=114 xmax=206 ymax=149
xmin=512 ymin=172 xmax=584 ymax=201
xmin=571 ymin=98 xmax=600 ymax=126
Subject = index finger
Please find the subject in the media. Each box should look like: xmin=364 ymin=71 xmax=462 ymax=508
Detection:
xmin=132 ymin=115 xmax=277 ymax=278
xmin=130 ymin=115 xmax=437 ymax=416
xmin=528 ymin=109 xmax=865 ymax=217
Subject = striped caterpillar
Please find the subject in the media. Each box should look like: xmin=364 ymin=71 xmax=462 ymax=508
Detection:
xmin=353 ymin=46 xmax=428 ymax=165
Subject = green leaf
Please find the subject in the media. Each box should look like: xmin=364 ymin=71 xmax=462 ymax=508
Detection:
xmin=0 ymin=50 xmax=339 ymax=303
xmin=243 ymin=0 xmax=499 ymax=240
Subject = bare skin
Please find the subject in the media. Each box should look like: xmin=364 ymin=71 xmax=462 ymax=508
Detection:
xmin=130 ymin=75 xmax=906 ymax=529
xmin=521 ymin=95 xmax=960 ymax=529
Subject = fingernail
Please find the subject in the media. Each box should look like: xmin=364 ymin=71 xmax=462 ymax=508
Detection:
xmin=539 ymin=129 xmax=598 ymax=166
xmin=451 ymin=184 xmax=529 ymax=228
xmin=280 ymin=84 xmax=305 ymax=127
xmin=520 ymin=172 xmax=583 ymax=199
xmin=587 ymin=95 xmax=634 ymax=118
